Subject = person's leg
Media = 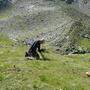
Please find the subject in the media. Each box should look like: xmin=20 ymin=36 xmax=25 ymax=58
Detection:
xmin=25 ymin=50 xmax=33 ymax=57
xmin=33 ymin=52 xmax=40 ymax=60
xmin=40 ymin=52 xmax=45 ymax=60
xmin=25 ymin=52 xmax=29 ymax=57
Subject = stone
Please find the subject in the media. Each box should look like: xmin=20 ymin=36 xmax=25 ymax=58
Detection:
xmin=86 ymin=71 xmax=90 ymax=77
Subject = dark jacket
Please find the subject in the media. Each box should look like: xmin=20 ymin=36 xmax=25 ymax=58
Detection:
xmin=28 ymin=40 xmax=41 ymax=53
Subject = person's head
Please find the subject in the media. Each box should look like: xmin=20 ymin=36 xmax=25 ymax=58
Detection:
xmin=39 ymin=38 xmax=45 ymax=44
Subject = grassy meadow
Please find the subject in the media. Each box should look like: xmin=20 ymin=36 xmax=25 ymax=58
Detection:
xmin=0 ymin=38 xmax=90 ymax=90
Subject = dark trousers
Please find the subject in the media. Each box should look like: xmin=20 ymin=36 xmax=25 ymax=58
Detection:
xmin=31 ymin=51 xmax=40 ymax=59
xmin=25 ymin=50 xmax=40 ymax=60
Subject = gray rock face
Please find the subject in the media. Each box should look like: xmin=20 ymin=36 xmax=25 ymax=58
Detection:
xmin=0 ymin=0 xmax=73 ymax=40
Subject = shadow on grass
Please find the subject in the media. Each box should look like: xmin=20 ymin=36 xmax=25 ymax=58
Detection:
xmin=25 ymin=57 xmax=51 ymax=61
xmin=41 ymin=57 xmax=51 ymax=61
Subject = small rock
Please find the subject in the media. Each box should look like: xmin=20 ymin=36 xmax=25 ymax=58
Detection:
xmin=86 ymin=71 xmax=90 ymax=77
xmin=56 ymin=48 xmax=60 ymax=51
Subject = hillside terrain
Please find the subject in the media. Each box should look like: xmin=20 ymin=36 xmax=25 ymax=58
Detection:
xmin=0 ymin=0 xmax=90 ymax=54
xmin=0 ymin=0 xmax=90 ymax=90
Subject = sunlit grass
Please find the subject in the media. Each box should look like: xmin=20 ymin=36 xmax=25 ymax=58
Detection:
xmin=0 ymin=43 xmax=90 ymax=90
xmin=80 ymin=38 xmax=90 ymax=50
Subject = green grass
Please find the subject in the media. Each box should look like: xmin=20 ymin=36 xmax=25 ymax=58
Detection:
xmin=0 ymin=43 xmax=90 ymax=90
xmin=80 ymin=38 xmax=90 ymax=50
xmin=0 ymin=6 xmax=12 ymax=20
xmin=0 ymin=34 xmax=13 ymax=46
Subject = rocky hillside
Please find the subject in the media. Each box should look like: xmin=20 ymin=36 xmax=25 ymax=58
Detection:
xmin=0 ymin=0 xmax=90 ymax=54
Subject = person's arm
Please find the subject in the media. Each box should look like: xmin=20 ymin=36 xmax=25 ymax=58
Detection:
xmin=38 ymin=44 xmax=41 ymax=52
